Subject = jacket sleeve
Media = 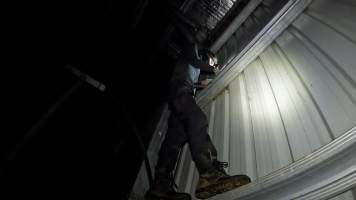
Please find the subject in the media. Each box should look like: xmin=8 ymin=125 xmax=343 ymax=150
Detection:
xmin=190 ymin=59 xmax=214 ymax=72
xmin=180 ymin=44 xmax=214 ymax=72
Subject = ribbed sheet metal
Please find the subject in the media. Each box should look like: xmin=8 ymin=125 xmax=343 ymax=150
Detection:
xmin=185 ymin=0 xmax=239 ymax=30
xmin=329 ymin=187 xmax=356 ymax=200
xmin=215 ymin=0 xmax=288 ymax=67
xmin=177 ymin=0 xmax=356 ymax=197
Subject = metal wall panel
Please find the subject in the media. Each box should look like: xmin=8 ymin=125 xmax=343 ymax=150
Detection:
xmin=185 ymin=0 xmax=240 ymax=31
xmin=244 ymin=59 xmax=293 ymax=176
xmin=175 ymin=101 xmax=216 ymax=195
xmin=212 ymin=90 xmax=230 ymax=166
xmin=215 ymin=0 xmax=288 ymax=67
xmin=176 ymin=0 xmax=356 ymax=197
xmin=130 ymin=107 xmax=170 ymax=199
xmin=329 ymin=187 xmax=356 ymax=200
xmin=228 ymin=75 xmax=257 ymax=180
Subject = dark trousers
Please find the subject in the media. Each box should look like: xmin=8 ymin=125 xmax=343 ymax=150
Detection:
xmin=155 ymin=89 xmax=217 ymax=178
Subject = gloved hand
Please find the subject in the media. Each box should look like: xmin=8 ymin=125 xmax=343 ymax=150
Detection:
xmin=194 ymin=79 xmax=213 ymax=89
xmin=213 ymin=64 xmax=220 ymax=74
xmin=201 ymin=79 xmax=213 ymax=86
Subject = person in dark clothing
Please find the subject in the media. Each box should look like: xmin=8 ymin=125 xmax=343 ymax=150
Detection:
xmin=145 ymin=9 xmax=251 ymax=200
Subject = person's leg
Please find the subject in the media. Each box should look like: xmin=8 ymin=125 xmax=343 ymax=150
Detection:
xmin=171 ymin=93 xmax=251 ymax=199
xmin=155 ymin=114 xmax=188 ymax=178
xmin=146 ymin=114 xmax=191 ymax=200
xmin=170 ymin=93 xmax=217 ymax=174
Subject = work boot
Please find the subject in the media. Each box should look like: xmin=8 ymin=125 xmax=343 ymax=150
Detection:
xmin=195 ymin=160 xmax=251 ymax=199
xmin=145 ymin=173 xmax=191 ymax=200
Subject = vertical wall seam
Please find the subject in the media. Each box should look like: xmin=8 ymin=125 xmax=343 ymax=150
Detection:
xmin=228 ymin=85 xmax=236 ymax=171
xmin=242 ymin=72 xmax=259 ymax=179
xmin=238 ymin=86 xmax=245 ymax=175
xmin=270 ymin=42 xmax=314 ymax=150
xmin=228 ymin=86 xmax=233 ymax=173
xmin=254 ymin=60 xmax=276 ymax=171
xmin=273 ymin=40 xmax=336 ymax=140
xmin=210 ymin=100 xmax=216 ymax=138
xmin=225 ymin=89 xmax=231 ymax=173
xmin=258 ymin=57 xmax=295 ymax=162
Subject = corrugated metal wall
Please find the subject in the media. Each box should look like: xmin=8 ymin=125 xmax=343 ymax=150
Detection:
xmin=176 ymin=0 xmax=356 ymax=197
xmin=215 ymin=0 xmax=288 ymax=68
xmin=329 ymin=187 xmax=356 ymax=200
xmin=185 ymin=0 xmax=240 ymax=30
xmin=130 ymin=108 xmax=170 ymax=199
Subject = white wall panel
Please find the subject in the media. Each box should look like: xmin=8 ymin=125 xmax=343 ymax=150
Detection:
xmin=277 ymin=25 xmax=356 ymax=137
xmin=228 ymin=75 xmax=257 ymax=180
xmin=208 ymin=100 xmax=216 ymax=138
xmin=212 ymin=91 xmax=228 ymax=163
xmin=176 ymin=0 xmax=356 ymax=197
xmin=244 ymin=60 xmax=293 ymax=176
xmin=223 ymin=90 xmax=230 ymax=173
xmin=259 ymin=45 xmax=330 ymax=160
xmin=175 ymin=101 xmax=217 ymax=197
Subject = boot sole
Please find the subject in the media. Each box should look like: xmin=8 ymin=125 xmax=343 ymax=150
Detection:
xmin=145 ymin=197 xmax=191 ymax=200
xmin=145 ymin=193 xmax=192 ymax=200
xmin=195 ymin=176 xmax=251 ymax=199
xmin=146 ymin=197 xmax=191 ymax=200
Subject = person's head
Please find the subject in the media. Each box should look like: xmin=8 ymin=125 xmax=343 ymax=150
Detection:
xmin=198 ymin=49 xmax=218 ymax=66
xmin=195 ymin=25 xmax=209 ymax=44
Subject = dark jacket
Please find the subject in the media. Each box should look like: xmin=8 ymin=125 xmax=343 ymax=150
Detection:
xmin=170 ymin=44 xmax=213 ymax=97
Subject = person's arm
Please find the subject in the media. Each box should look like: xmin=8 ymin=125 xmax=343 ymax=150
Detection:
xmin=190 ymin=59 xmax=214 ymax=72
xmin=190 ymin=58 xmax=220 ymax=74
xmin=194 ymin=78 xmax=213 ymax=89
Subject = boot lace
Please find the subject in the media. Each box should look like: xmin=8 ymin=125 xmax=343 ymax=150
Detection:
xmin=168 ymin=172 xmax=179 ymax=192
xmin=213 ymin=160 xmax=228 ymax=176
